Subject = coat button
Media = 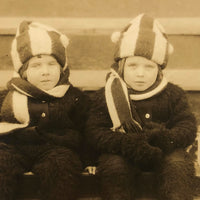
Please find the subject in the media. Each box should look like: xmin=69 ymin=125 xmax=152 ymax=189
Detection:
xmin=41 ymin=112 xmax=46 ymax=118
xmin=145 ymin=113 xmax=150 ymax=119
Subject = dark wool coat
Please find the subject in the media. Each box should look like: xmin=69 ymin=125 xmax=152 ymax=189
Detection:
xmin=85 ymin=82 xmax=197 ymax=168
xmin=0 ymin=86 xmax=91 ymax=200
xmin=0 ymin=86 xmax=89 ymax=152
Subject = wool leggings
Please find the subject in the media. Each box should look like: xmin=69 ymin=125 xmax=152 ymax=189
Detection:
xmin=0 ymin=142 xmax=82 ymax=200
xmin=157 ymin=149 xmax=195 ymax=200
xmin=97 ymin=149 xmax=195 ymax=200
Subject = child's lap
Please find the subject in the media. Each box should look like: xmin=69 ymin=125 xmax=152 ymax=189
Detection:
xmin=0 ymin=142 xmax=81 ymax=171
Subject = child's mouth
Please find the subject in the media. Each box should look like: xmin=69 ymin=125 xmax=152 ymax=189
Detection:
xmin=135 ymin=81 xmax=145 ymax=84
xmin=41 ymin=80 xmax=50 ymax=82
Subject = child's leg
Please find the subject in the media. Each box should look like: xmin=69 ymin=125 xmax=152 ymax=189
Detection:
xmin=98 ymin=154 xmax=137 ymax=200
xmin=0 ymin=142 xmax=25 ymax=200
xmin=157 ymin=149 xmax=195 ymax=200
xmin=32 ymin=147 xmax=82 ymax=200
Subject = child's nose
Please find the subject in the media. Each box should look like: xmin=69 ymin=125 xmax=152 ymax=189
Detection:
xmin=41 ymin=65 xmax=49 ymax=75
xmin=136 ymin=66 xmax=144 ymax=76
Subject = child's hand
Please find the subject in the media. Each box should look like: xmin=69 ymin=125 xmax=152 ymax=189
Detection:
xmin=84 ymin=166 xmax=97 ymax=175
xmin=143 ymin=122 xmax=175 ymax=154
xmin=148 ymin=132 xmax=175 ymax=154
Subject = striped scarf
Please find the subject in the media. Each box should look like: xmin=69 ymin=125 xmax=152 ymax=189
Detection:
xmin=105 ymin=68 xmax=168 ymax=134
xmin=0 ymin=74 xmax=70 ymax=135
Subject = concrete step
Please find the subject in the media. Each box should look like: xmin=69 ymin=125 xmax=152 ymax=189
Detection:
xmin=17 ymin=170 xmax=200 ymax=200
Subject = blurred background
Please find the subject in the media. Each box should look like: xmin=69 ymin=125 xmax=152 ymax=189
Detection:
xmin=0 ymin=0 xmax=200 ymax=17
xmin=1 ymin=0 xmax=200 ymax=70
xmin=0 ymin=0 xmax=200 ymax=122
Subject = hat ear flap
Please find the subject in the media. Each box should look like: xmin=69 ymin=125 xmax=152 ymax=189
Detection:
xmin=111 ymin=31 xmax=121 ymax=43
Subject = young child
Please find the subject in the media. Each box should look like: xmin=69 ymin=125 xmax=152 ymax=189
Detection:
xmin=85 ymin=14 xmax=197 ymax=200
xmin=0 ymin=21 xmax=89 ymax=200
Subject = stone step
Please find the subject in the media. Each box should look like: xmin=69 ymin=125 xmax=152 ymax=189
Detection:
xmin=17 ymin=170 xmax=200 ymax=200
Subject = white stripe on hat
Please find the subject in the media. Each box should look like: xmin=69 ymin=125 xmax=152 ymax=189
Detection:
xmin=28 ymin=27 xmax=52 ymax=56
xmin=119 ymin=14 xmax=143 ymax=59
xmin=11 ymin=39 xmax=23 ymax=72
xmin=31 ymin=22 xmax=63 ymax=36
xmin=31 ymin=22 xmax=69 ymax=49
xmin=128 ymin=13 xmax=144 ymax=32
xmin=152 ymin=21 xmax=167 ymax=65
xmin=120 ymin=31 xmax=139 ymax=59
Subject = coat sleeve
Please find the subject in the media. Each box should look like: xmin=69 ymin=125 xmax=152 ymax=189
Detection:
xmin=85 ymin=89 xmax=163 ymax=165
xmin=145 ymin=85 xmax=197 ymax=154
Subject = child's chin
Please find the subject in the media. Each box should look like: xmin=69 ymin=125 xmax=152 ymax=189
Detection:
xmin=132 ymin=86 xmax=147 ymax=91
xmin=38 ymin=84 xmax=54 ymax=91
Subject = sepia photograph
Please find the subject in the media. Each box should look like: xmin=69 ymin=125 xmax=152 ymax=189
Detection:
xmin=0 ymin=0 xmax=200 ymax=199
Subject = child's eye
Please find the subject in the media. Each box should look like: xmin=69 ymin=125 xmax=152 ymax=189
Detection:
xmin=49 ymin=62 xmax=57 ymax=66
xmin=29 ymin=63 xmax=40 ymax=68
xmin=145 ymin=65 xmax=155 ymax=69
xmin=128 ymin=65 xmax=137 ymax=69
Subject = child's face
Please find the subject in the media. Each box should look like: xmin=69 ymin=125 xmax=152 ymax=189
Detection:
xmin=123 ymin=56 xmax=158 ymax=91
xmin=26 ymin=55 xmax=61 ymax=91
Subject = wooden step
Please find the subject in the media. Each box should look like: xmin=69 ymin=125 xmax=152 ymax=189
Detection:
xmin=17 ymin=171 xmax=200 ymax=200
xmin=17 ymin=172 xmax=157 ymax=199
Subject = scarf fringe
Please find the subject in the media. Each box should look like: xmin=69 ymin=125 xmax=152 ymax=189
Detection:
xmin=123 ymin=121 xmax=142 ymax=134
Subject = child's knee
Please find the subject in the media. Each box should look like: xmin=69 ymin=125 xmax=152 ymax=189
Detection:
xmin=33 ymin=148 xmax=82 ymax=176
xmin=163 ymin=149 xmax=194 ymax=174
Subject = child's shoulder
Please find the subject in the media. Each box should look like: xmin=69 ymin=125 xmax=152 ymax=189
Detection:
xmin=166 ymin=82 xmax=186 ymax=96
xmin=163 ymin=82 xmax=188 ymax=104
xmin=68 ymin=85 xmax=84 ymax=96
xmin=66 ymin=85 xmax=90 ymax=103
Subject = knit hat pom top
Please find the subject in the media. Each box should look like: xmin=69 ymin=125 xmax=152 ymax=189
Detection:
xmin=111 ymin=13 xmax=174 ymax=69
xmin=11 ymin=21 xmax=69 ymax=72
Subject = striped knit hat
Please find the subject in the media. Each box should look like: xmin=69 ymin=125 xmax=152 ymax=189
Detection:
xmin=11 ymin=21 xmax=69 ymax=72
xmin=111 ymin=13 xmax=174 ymax=69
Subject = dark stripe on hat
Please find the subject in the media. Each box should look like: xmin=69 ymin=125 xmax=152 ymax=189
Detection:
xmin=18 ymin=21 xmax=32 ymax=34
xmin=134 ymin=15 xmax=155 ymax=60
xmin=48 ymin=31 xmax=66 ymax=68
xmin=111 ymin=78 xmax=132 ymax=124
xmin=122 ymin=23 xmax=132 ymax=32
xmin=140 ymin=14 xmax=154 ymax=30
xmin=16 ymin=30 xmax=33 ymax=65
